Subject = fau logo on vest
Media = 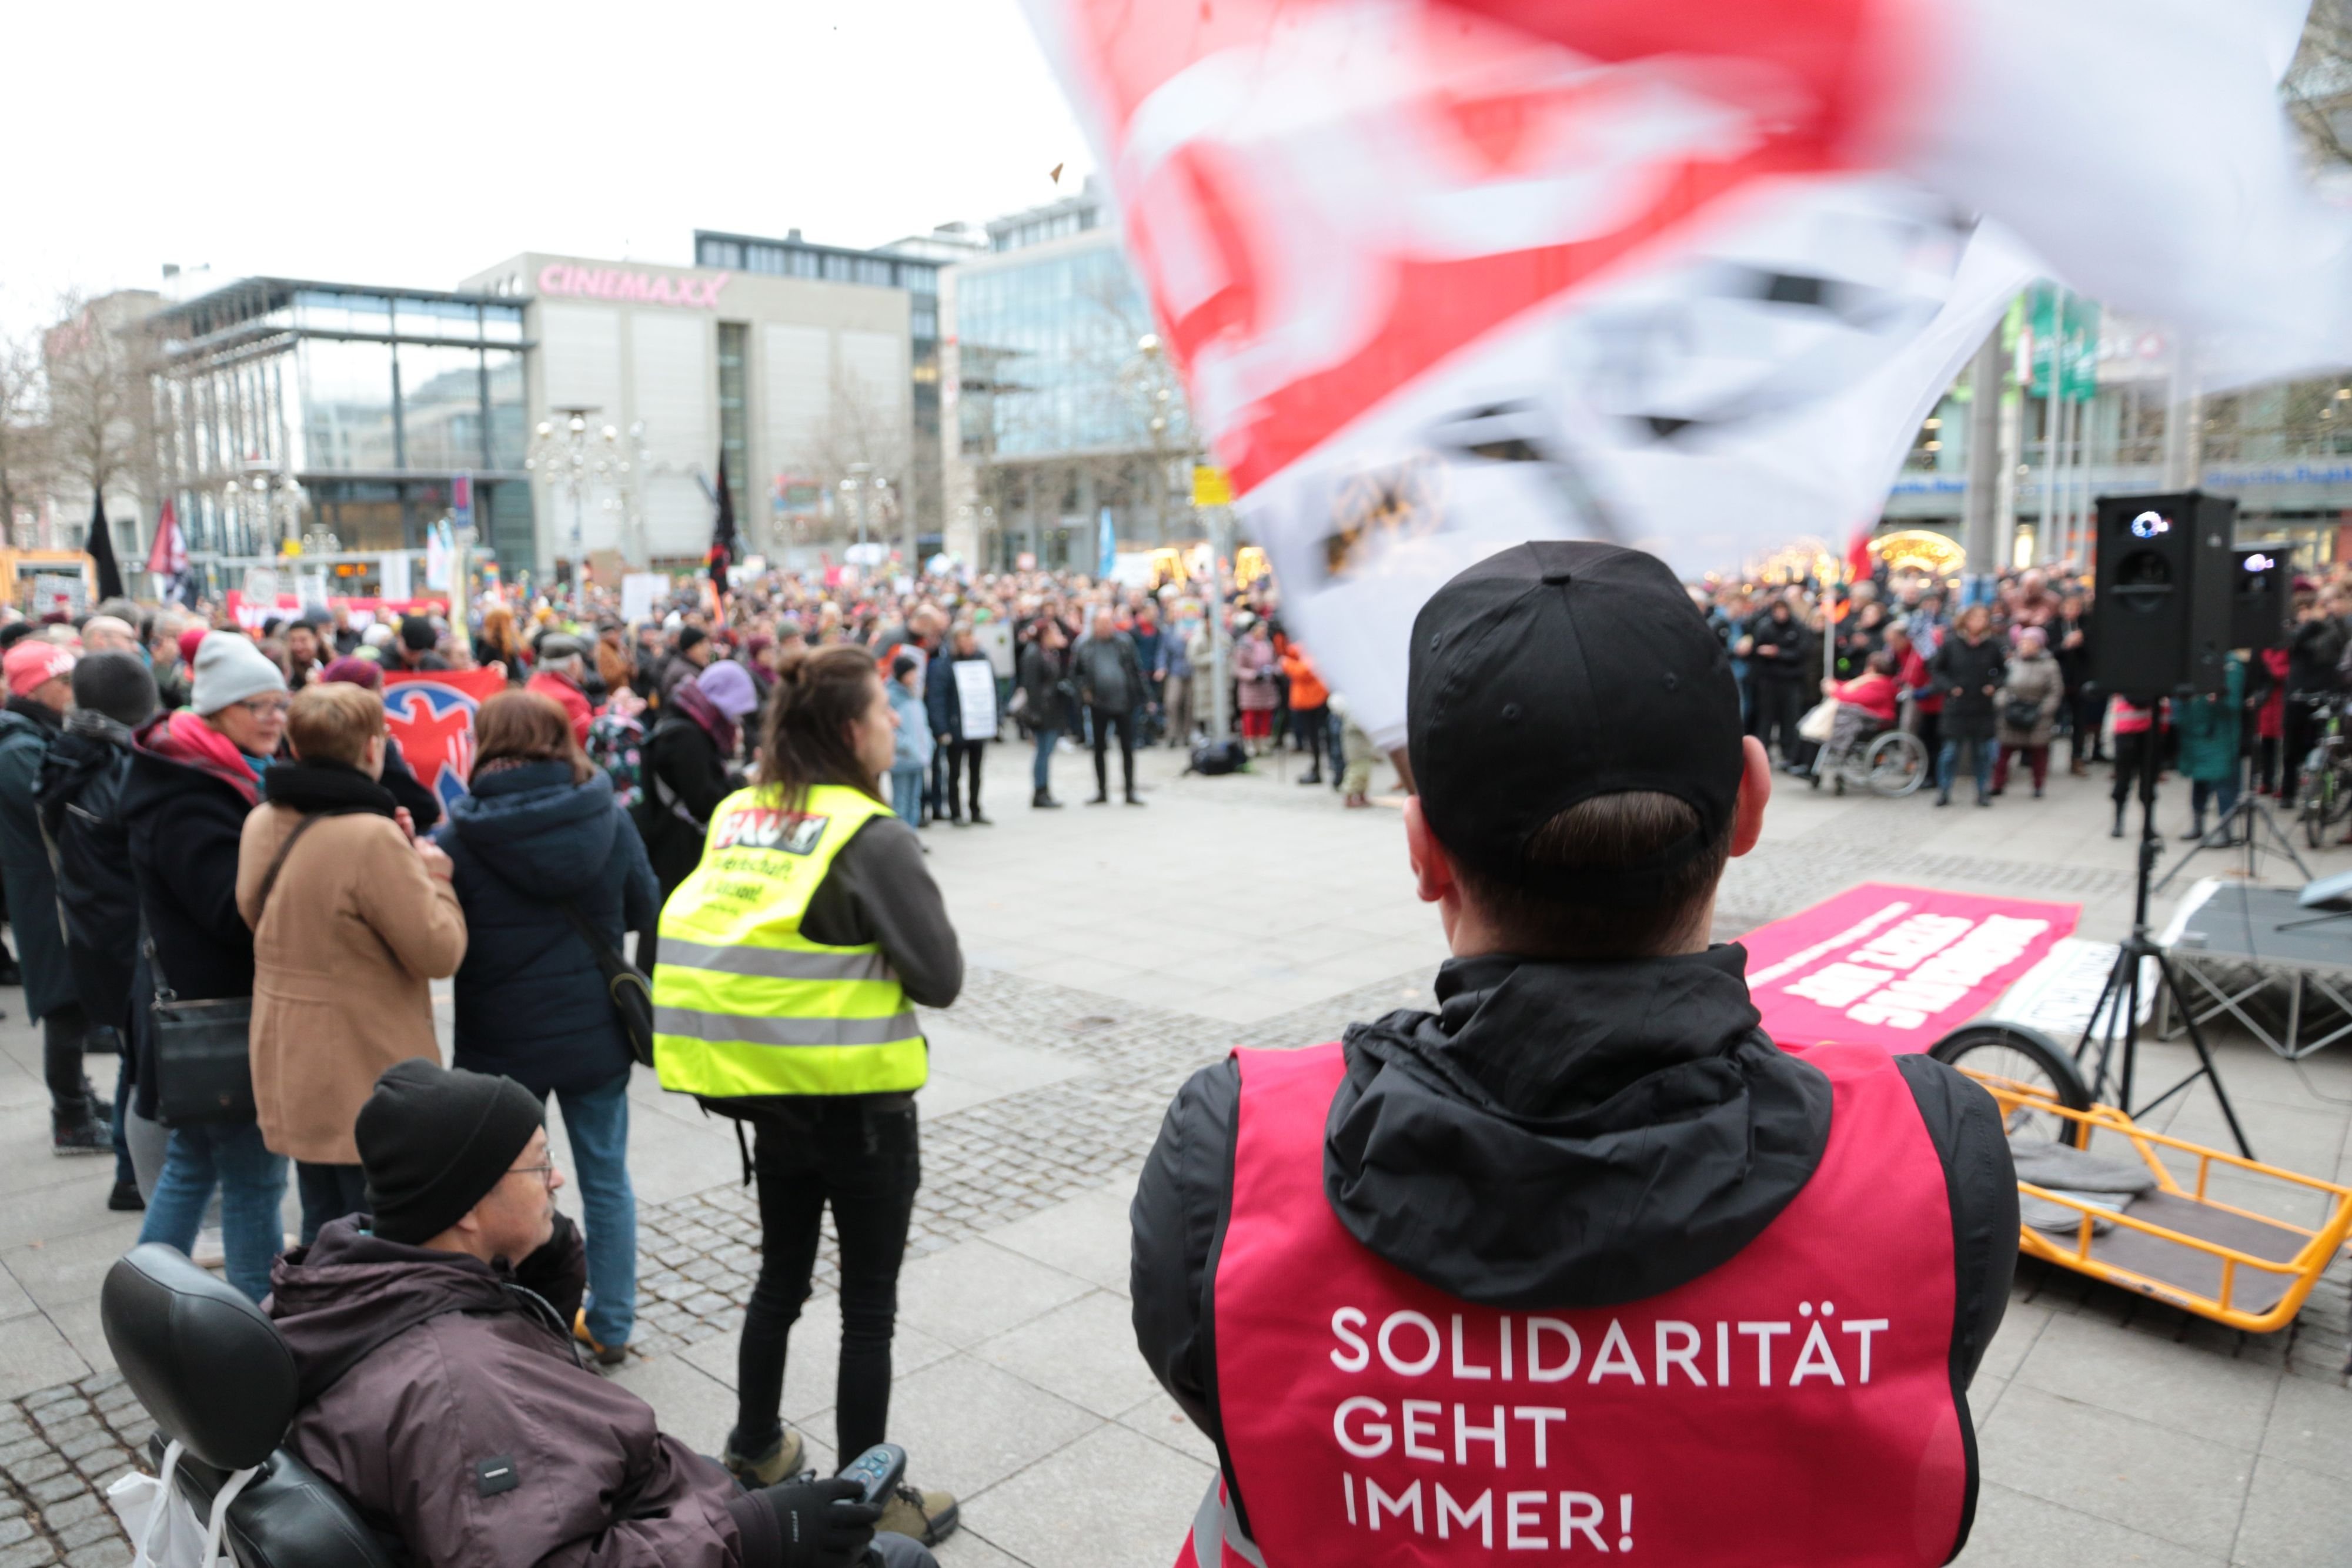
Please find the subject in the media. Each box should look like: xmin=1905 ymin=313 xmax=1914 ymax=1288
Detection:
xmin=712 ymin=809 xmax=830 ymax=855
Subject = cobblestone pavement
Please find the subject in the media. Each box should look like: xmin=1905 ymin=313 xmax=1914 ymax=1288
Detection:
xmin=0 ymin=1374 xmax=155 ymax=1568
xmin=5 ymin=744 xmax=2352 ymax=1565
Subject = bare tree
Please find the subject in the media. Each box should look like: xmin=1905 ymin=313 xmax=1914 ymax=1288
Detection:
xmin=796 ymin=356 xmax=915 ymax=551
xmin=0 ymin=325 xmax=49 ymax=548
xmin=2287 ymin=0 xmax=2352 ymax=165
xmin=42 ymin=290 xmax=162 ymax=540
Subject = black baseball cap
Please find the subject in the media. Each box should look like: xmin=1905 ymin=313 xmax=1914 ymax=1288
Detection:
xmin=1408 ymin=541 xmax=1743 ymax=907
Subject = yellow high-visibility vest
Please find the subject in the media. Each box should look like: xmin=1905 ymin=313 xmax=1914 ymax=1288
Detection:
xmin=652 ymin=782 xmax=926 ymax=1097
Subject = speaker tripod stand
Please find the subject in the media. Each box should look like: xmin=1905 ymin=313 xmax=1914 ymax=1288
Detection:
xmin=2076 ymin=735 xmax=2256 ymax=1158
xmin=2154 ymin=788 xmax=2310 ymax=895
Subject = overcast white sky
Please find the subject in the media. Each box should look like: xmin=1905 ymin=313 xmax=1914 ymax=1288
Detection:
xmin=2 ymin=0 xmax=1094 ymax=328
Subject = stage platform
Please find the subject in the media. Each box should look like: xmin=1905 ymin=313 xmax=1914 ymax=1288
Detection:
xmin=2158 ymin=878 xmax=2352 ymax=1059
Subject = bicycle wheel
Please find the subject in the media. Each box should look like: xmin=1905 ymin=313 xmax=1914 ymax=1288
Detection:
xmin=2303 ymin=756 xmax=2329 ymax=848
xmin=1930 ymin=1022 xmax=2092 ymax=1148
xmin=1863 ymin=730 xmax=1927 ymax=797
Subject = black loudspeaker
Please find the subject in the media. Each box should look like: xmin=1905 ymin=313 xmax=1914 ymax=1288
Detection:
xmin=2090 ymin=490 xmax=2236 ymax=698
xmin=2230 ymin=541 xmax=2290 ymax=653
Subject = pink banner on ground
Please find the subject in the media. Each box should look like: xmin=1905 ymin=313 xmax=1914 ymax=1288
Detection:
xmin=1740 ymin=882 xmax=2079 ymax=1053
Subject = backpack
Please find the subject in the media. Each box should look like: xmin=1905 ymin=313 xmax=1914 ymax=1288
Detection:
xmin=584 ymin=710 xmax=646 ymax=811
xmin=1188 ymin=739 xmax=1250 ymax=775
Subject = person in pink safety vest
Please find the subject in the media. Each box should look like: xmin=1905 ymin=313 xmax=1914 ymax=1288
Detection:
xmin=1132 ymin=542 xmax=2017 ymax=1568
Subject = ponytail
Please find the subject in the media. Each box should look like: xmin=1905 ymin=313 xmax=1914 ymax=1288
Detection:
xmin=754 ymin=643 xmax=884 ymax=811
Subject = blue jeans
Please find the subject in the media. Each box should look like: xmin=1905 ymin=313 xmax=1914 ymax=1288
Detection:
xmin=1937 ymin=736 xmax=1997 ymax=800
xmin=1031 ymin=727 xmax=1061 ymax=792
xmin=552 ymin=1071 xmax=637 ymax=1348
xmin=138 ymin=1120 xmax=289 ymax=1303
xmin=888 ymin=765 xmax=926 ymax=823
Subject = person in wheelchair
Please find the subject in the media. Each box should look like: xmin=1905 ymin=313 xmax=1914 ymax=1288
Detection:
xmin=265 ymin=1060 xmax=936 ymax=1568
xmin=1812 ymin=651 xmax=1900 ymax=791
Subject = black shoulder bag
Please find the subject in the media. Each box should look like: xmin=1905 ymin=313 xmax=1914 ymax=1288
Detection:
xmin=467 ymin=835 xmax=658 ymax=1069
xmin=556 ymin=901 xmax=657 ymax=1069
xmin=146 ymin=812 xmax=328 ymax=1128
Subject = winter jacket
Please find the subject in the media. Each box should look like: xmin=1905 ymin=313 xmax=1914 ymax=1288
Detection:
xmin=639 ymin=708 xmax=737 ymax=894
xmin=1016 ymin=642 xmax=1076 ymax=734
xmin=2288 ymin=614 xmax=2345 ymax=696
xmin=1234 ymin=637 xmax=1279 ymax=713
xmin=1995 ymin=652 xmax=2066 ymax=749
xmin=36 ymin=713 xmax=142 ymax=1030
xmin=1898 ymin=646 xmax=1943 ymax=714
xmin=1829 ymin=671 xmax=1898 ymax=725
xmin=0 ymin=700 xmax=70 ymax=1021
xmin=925 ymin=654 xmax=996 ymax=744
xmin=525 ymin=670 xmax=596 ymax=747
xmin=121 ymin=714 xmax=269 ymax=1122
xmin=436 ymin=763 xmax=660 ymax=1096
xmin=379 ymin=739 xmax=443 ymax=833
xmin=1929 ymin=632 xmax=2007 ymax=740
xmin=887 ymin=684 xmax=934 ymax=772
xmin=1072 ymin=633 xmax=1143 ymax=714
xmin=1161 ymin=628 xmax=1196 ymax=680
xmin=1741 ymin=608 xmax=1813 ymax=680
xmin=1278 ymin=641 xmax=1328 ymax=711
xmin=2179 ymin=655 xmax=2247 ymax=783
xmin=1131 ymin=950 xmax=2017 ymax=1503
xmin=268 ymin=1216 xmax=761 ymax=1568
xmin=2258 ymin=647 xmax=2290 ymax=740
xmin=241 ymin=763 xmax=467 ymax=1164
xmin=121 ymin=714 xmax=264 ymax=1006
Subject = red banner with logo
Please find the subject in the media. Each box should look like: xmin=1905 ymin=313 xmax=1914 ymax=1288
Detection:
xmin=383 ymin=669 xmax=506 ymax=811
xmin=1740 ymin=882 xmax=2078 ymax=1053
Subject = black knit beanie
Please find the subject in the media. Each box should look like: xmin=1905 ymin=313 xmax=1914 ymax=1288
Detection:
xmin=71 ymin=652 xmax=158 ymax=728
xmin=677 ymin=626 xmax=708 ymax=654
xmin=356 ymin=1060 xmax=544 ymax=1245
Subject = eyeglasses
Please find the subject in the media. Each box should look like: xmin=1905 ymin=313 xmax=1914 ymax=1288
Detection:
xmin=239 ymin=697 xmax=292 ymax=718
xmin=507 ymin=1160 xmax=559 ymax=1188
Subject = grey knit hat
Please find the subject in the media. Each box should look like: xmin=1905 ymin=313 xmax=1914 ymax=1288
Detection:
xmin=190 ymin=633 xmax=288 ymax=716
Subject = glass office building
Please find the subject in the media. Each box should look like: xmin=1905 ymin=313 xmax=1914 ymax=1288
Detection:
xmin=693 ymin=226 xmax=978 ymax=554
xmin=942 ymin=181 xmax=1195 ymax=569
xmin=150 ymin=279 xmax=533 ymax=568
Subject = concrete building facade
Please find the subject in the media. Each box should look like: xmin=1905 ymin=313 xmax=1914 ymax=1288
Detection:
xmin=460 ymin=251 xmax=913 ymax=576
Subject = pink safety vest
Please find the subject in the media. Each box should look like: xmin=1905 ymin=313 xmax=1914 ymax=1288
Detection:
xmin=1175 ymin=1041 xmax=1972 ymax=1567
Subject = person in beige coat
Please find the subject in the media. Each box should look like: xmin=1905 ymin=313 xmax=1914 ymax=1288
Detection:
xmin=239 ymin=683 xmax=467 ymax=1244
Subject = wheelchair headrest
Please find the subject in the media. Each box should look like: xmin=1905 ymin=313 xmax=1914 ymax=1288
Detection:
xmin=102 ymin=1244 xmax=299 ymax=1472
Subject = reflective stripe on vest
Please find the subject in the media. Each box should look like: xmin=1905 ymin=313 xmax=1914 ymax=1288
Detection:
xmin=1185 ymin=1041 xmax=1970 ymax=1568
xmin=651 ymin=783 xmax=927 ymax=1097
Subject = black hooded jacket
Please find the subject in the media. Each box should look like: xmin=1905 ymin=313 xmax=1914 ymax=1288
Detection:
xmin=36 ymin=712 xmax=142 ymax=1029
xmin=1131 ymin=947 xmax=2016 ymax=1521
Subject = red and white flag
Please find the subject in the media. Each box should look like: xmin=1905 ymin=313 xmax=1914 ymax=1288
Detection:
xmin=1021 ymin=0 xmax=2340 ymax=744
xmin=145 ymin=499 xmax=186 ymax=579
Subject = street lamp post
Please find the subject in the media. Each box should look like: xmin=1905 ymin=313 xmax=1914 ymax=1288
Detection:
xmin=525 ymin=407 xmax=630 ymax=611
xmin=840 ymin=462 xmax=874 ymax=551
xmin=221 ymin=460 xmax=306 ymax=559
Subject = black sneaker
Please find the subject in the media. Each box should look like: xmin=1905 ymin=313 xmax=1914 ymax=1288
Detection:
xmin=107 ymin=1179 xmax=145 ymax=1212
xmin=52 ymin=1117 xmax=110 ymax=1157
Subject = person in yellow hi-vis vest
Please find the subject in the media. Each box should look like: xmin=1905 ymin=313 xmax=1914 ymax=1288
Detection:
xmin=653 ymin=643 xmax=964 ymax=1551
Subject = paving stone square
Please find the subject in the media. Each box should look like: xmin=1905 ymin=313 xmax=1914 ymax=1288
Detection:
xmin=2 ymin=741 xmax=2348 ymax=1565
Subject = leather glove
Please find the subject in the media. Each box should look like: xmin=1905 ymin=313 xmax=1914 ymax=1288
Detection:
xmin=758 ymin=1476 xmax=881 ymax=1568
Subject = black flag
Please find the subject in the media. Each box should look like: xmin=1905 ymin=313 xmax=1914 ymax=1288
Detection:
xmin=707 ymin=452 xmax=737 ymax=596
xmin=86 ymin=494 xmax=125 ymax=603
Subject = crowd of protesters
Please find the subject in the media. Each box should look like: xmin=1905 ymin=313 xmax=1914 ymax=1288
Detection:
xmin=1691 ymin=556 xmax=2328 ymax=840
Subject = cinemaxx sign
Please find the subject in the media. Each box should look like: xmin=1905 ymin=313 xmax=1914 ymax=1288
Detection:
xmin=537 ymin=264 xmax=731 ymax=309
